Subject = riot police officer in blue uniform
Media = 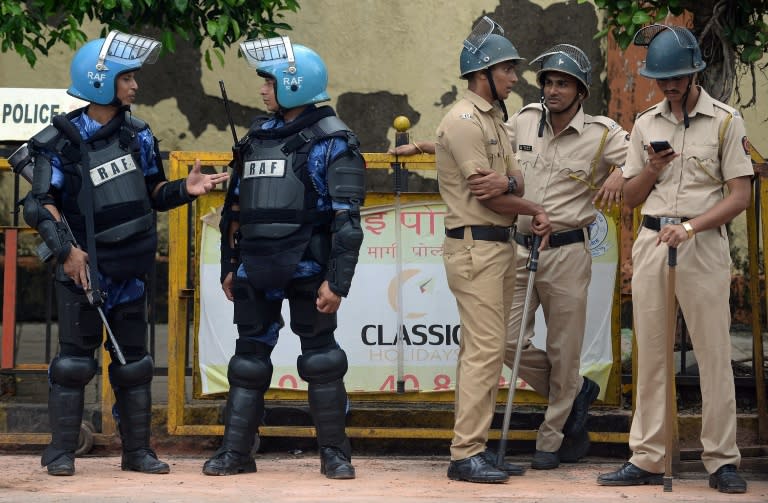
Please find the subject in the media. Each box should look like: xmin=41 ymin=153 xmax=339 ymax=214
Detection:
xmin=202 ymin=36 xmax=365 ymax=479
xmin=16 ymin=31 xmax=228 ymax=476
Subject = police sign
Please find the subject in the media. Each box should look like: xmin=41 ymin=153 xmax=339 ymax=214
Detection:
xmin=0 ymin=88 xmax=86 ymax=141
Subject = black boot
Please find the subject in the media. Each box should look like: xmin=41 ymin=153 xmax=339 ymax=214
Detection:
xmin=309 ymin=379 xmax=355 ymax=480
xmin=41 ymin=384 xmax=84 ymax=476
xmin=202 ymin=386 xmax=262 ymax=476
xmin=113 ymin=382 xmax=170 ymax=474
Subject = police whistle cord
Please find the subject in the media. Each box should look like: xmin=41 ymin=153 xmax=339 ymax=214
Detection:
xmin=77 ymin=144 xmax=127 ymax=365
xmin=664 ymin=246 xmax=678 ymax=492
xmin=497 ymin=235 xmax=541 ymax=467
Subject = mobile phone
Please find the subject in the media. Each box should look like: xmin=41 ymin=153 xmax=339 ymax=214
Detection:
xmin=649 ymin=140 xmax=673 ymax=153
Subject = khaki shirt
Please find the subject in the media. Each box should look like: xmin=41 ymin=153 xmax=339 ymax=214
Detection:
xmin=507 ymin=103 xmax=629 ymax=234
xmin=623 ymin=87 xmax=753 ymax=217
xmin=436 ymin=90 xmax=517 ymax=230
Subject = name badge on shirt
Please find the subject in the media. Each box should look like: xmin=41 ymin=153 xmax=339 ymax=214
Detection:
xmin=519 ymin=145 xmax=533 ymax=151
xmin=242 ymin=160 xmax=286 ymax=178
xmin=89 ymin=154 xmax=138 ymax=187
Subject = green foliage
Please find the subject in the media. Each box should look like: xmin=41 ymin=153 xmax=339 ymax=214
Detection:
xmin=0 ymin=0 xmax=300 ymax=68
xmin=581 ymin=0 xmax=767 ymax=65
xmin=580 ymin=0 xmax=684 ymax=49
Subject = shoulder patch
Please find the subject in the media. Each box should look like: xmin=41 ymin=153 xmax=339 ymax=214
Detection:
xmin=743 ymin=136 xmax=751 ymax=156
xmin=459 ymin=112 xmax=472 ymax=119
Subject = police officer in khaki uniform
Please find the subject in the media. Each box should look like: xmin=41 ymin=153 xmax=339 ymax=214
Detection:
xmin=597 ymin=25 xmax=751 ymax=494
xmin=437 ymin=17 xmax=551 ymax=484
xmin=469 ymin=44 xmax=629 ymax=470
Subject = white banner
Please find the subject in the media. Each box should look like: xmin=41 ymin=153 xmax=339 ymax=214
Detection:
xmin=0 ymin=88 xmax=86 ymax=141
xmin=198 ymin=202 xmax=617 ymax=399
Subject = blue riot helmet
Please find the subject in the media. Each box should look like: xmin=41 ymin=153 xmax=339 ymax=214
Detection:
xmin=459 ymin=16 xmax=523 ymax=121
xmin=67 ymin=31 xmax=161 ymax=106
xmin=459 ymin=17 xmax=524 ymax=79
xmin=634 ymin=24 xmax=705 ymax=128
xmin=240 ymin=36 xmax=330 ymax=109
xmin=530 ymin=44 xmax=593 ymax=137
xmin=633 ymin=24 xmax=706 ymax=79
xmin=531 ymin=44 xmax=592 ymax=97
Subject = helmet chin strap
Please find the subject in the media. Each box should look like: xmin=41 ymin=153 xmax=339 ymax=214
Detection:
xmin=537 ymin=87 xmax=582 ymax=137
xmin=485 ymin=68 xmax=508 ymax=122
xmin=537 ymin=90 xmax=546 ymax=137
xmin=681 ymin=75 xmax=693 ymax=129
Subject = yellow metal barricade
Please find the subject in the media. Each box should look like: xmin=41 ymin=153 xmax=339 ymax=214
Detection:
xmin=165 ymin=151 xmax=626 ymax=444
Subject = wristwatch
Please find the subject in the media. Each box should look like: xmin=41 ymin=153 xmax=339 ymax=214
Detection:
xmin=506 ymin=175 xmax=518 ymax=194
xmin=682 ymin=221 xmax=695 ymax=239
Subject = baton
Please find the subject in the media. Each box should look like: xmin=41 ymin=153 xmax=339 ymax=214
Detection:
xmin=498 ymin=235 xmax=541 ymax=466
xmin=663 ymin=245 xmax=678 ymax=491
xmin=94 ymin=301 xmax=127 ymax=366
xmin=84 ymin=261 xmax=127 ymax=366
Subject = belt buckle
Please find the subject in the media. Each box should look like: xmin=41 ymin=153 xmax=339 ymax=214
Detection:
xmin=659 ymin=216 xmax=682 ymax=226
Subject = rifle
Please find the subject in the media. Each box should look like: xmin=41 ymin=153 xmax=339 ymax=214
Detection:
xmin=219 ymin=80 xmax=244 ymax=175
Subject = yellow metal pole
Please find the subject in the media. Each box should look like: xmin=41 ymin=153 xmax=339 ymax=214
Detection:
xmin=750 ymin=145 xmax=768 ymax=442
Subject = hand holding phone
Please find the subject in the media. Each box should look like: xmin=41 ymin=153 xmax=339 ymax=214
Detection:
xmin=650 ymin=140 xmax=674 ymax=154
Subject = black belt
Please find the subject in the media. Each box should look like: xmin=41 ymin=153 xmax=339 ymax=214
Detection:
xmin=513 ymin=228 xmax=586 ymax=248
xmin=642 ymin=215 xmax=689 ymax=231
xmin=445 ymin=225 xmax=512 ymax=242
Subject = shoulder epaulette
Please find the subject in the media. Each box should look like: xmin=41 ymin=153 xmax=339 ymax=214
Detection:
xmin=519 ymin=103 xmax=544 ymax=114
xmin=587 ymin=115 xmax=619 ymax=130
xmin=636 ymin=103 xmax=660 ymax=119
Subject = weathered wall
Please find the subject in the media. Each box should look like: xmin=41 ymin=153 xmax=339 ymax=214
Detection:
xmin=0 ymin=0 xmax=607 ymax=155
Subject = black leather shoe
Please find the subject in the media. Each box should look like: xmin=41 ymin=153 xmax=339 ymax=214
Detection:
xmin=447 ymin=453 xmax=509 ymax=483
xmin=202 ymin=450 xmax=257 ymax=476
xmin=709 ymin=464 xmax=747 ymax=494
xmin=597 ymin=462 xmax=662 ymax=486
xmin=563 ymin=377 xmax=600 ymax=437
xmin=122 ymin=448 xmax=170 ymax=474
xmin=46 ymin=453 xmax=75 ymax=476
xmin=320 ymin=446 xmax=355 ymax=480
xmin=559 ymin=428 xmax=590 ymax=463
xmin=480 ymin=448 xmax=526 ymax=476
xmin=531 ymin=450 xmax=560 ymax=470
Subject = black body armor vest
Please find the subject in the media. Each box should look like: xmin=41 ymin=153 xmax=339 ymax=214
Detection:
xmin=234 ymin=107 xmax=351 ymax=289
xmin=56 ymin=110 xmax=156 ymax=280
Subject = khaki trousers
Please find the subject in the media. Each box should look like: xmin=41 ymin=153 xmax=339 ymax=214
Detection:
xmin=443 ymin=232 xmax=516 ymax=461
xmin=505 ymin=241 xmax=592 ymax=452
xmin=629 ymin=227 xmax=740 ymax=474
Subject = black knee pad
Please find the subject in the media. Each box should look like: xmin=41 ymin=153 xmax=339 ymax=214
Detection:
xmin=49 ymin=355 xmax=97 ymax=387
xmin=109 ymin=354 xmax=154 ymax=388
xmin=297 ymin=346 xmax=348 ymax=384
xmin=228 ymin=354 xmax=273 ymax=392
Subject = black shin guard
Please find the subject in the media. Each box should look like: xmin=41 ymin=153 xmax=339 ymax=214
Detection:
xmin=113 ymin=382 xmax=169 ymax=473
xmin=219 ymin=386 xmax=264 ymax=455
xmin=308 ymin=379 xmax=350 ymax=457
xmin=202 ymin=386 xmax=262 ymax=476
xmin=41 ymin=384 xmax=85 ymax=469
xmin=113 ymin=382 xmax=153 ymax=452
